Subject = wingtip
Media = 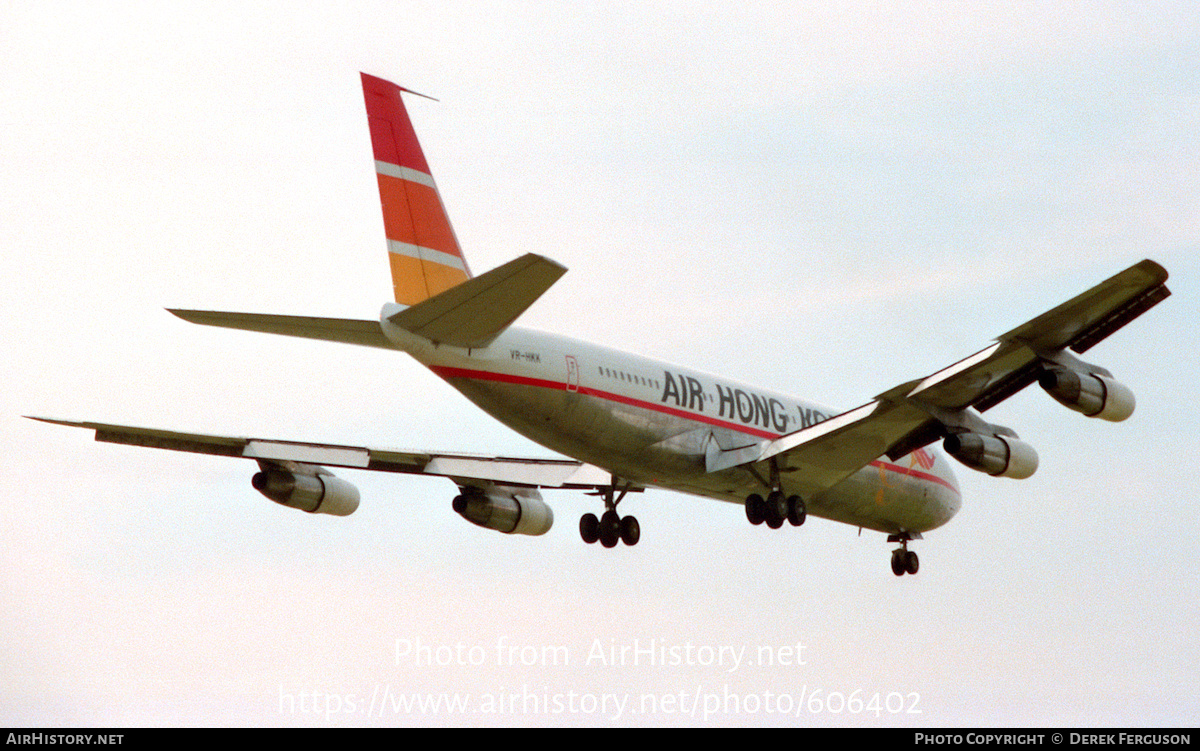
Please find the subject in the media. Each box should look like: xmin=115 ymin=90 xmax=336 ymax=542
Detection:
xmin=519 ymin=252 xmax=568 ymax=276
xmin=166 ymin=308 xmax=210 ymax=325
xmin=360 ymin=72 xmax=438 ymax=102
xmin=1136 ymin=258 xmax=1169 ymax=283
xmin=25 ymin=416 xmax=84 ymax=428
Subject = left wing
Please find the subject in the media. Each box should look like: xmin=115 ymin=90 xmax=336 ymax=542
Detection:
xmin=29 ymin=417 xmax=624 ymax=534
xmin=707 ymin=259 xmax=1171 ymax=496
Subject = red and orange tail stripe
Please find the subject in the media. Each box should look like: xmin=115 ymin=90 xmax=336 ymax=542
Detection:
xmin=361 ymin=73 xmax=471 ymax=305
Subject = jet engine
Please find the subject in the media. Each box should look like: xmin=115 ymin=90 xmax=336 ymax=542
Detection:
xmin=252 ymin=464 xmax=360 ymax=516
xmin=452 ymin=486 xmax=553 ymax=536
xmin=1039 ymin=366 xmax=1135 ymax=422
xmin=944 ymin=433 xmax=1038 ymax=479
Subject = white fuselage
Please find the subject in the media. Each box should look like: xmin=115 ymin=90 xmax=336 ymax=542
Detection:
xmin=381 ymin=314 xmax=961 ymax=535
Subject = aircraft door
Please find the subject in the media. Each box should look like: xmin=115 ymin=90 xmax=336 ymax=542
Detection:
xmin=565 ymin=355 xmax=580 ymax=392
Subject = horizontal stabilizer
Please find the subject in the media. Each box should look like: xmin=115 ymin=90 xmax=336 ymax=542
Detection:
xmin=387 ymin=253 xmax=566 ymax=348
xmin=169 ymin=310 xmax=394 ymax=350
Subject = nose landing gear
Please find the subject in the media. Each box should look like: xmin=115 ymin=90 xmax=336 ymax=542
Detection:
xmin=888 ymin=533 xmax=920 ymax=576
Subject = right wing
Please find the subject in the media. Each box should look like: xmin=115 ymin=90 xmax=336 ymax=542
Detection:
xmin=707 ymin=259 xmax=1170 ymax=498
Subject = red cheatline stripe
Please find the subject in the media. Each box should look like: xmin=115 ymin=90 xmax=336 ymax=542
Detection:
xmin=869 ymin=460 xmax=958 ymax=494
xmin=429 ymin=365 xmax=960 ymax=495
xmin=431 ymin=365 xmax=778 ymax=439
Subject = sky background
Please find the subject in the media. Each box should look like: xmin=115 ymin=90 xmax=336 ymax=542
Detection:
xmin=3 ymin=1 xmax=1198 ymax=727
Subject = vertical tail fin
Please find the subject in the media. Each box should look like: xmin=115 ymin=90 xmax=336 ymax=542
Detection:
xmin=361 ymin=73 xmax=471 ymax=305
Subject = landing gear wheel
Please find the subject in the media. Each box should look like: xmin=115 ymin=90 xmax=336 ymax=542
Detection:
xmin=766 ymin=491 xmax=787 ymax=527
xmin=891 ymin=548 xmax=920 ymax=576
xmin=747 ymin=491 xmax=806 ymax=530
xmin=584 ymin=475 xmax=643 ymax=548
xmin=599 ymin=510 xmax=621 ymax=548
xmin=786 ymin=495 xmax=806 ymax=526
xmin=905 ymin=550 xmax=919 ymax=575
xmin=745 ymin=494 xmax=766 ymax=525
xmin=579 ymin=513 xmax=600 ymax=544
xmin=619 ymin=515 xmax=640 ymax=546
xmin=584 ymin=475 xmax=641 ymax=548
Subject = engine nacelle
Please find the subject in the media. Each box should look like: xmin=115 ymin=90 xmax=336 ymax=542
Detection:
xmin=1039 ymin=367 xmax=1135 ymax=422
xmin=944 ymin=433 xmax=1038 ymax=479
xmin=452 ymin=487 xmax=553 ymax=536
xmin=252 ymin=465 xmax=360 ymax=516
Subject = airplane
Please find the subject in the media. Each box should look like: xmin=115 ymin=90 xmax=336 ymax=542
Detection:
xmin=31 ymin=72 xmax=1172 ymax=577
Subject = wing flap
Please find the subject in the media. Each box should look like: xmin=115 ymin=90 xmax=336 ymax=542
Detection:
xmin=765 ymin=402 xmax=931 ymax=498
xmin=423 ymin=455 xmax=613 ymax=488
xmin=244 ymin=440 xmax=371 ymax=468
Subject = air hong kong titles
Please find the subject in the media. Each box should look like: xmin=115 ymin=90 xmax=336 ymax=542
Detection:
xmin=659 ymin=370 xmax=829 ymax=434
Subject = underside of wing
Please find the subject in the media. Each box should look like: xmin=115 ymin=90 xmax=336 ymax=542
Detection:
xmin=30 ymin=417 xmax=613 ymax=487
xmin=30 ymin=417 xmax=624 ymax=535
xmin=708 ymin=259 xmax=1170 ymax=494
xmin=914 ymin=258 xmax=1170 ymax=413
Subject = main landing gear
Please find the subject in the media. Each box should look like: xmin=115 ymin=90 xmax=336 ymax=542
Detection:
xmin=744 ymin=491 xmax=806 ymax=529
xmin=580 ymin=477 xmax=639 ymax=548
xmin=743 ymin=459 xmax=806 ymax=530
xmin=888 ymin=534 xmax=920 ymax=576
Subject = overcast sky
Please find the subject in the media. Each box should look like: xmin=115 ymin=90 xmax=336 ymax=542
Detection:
xmin=3 ymin=1 xmax=1198 ymax=727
